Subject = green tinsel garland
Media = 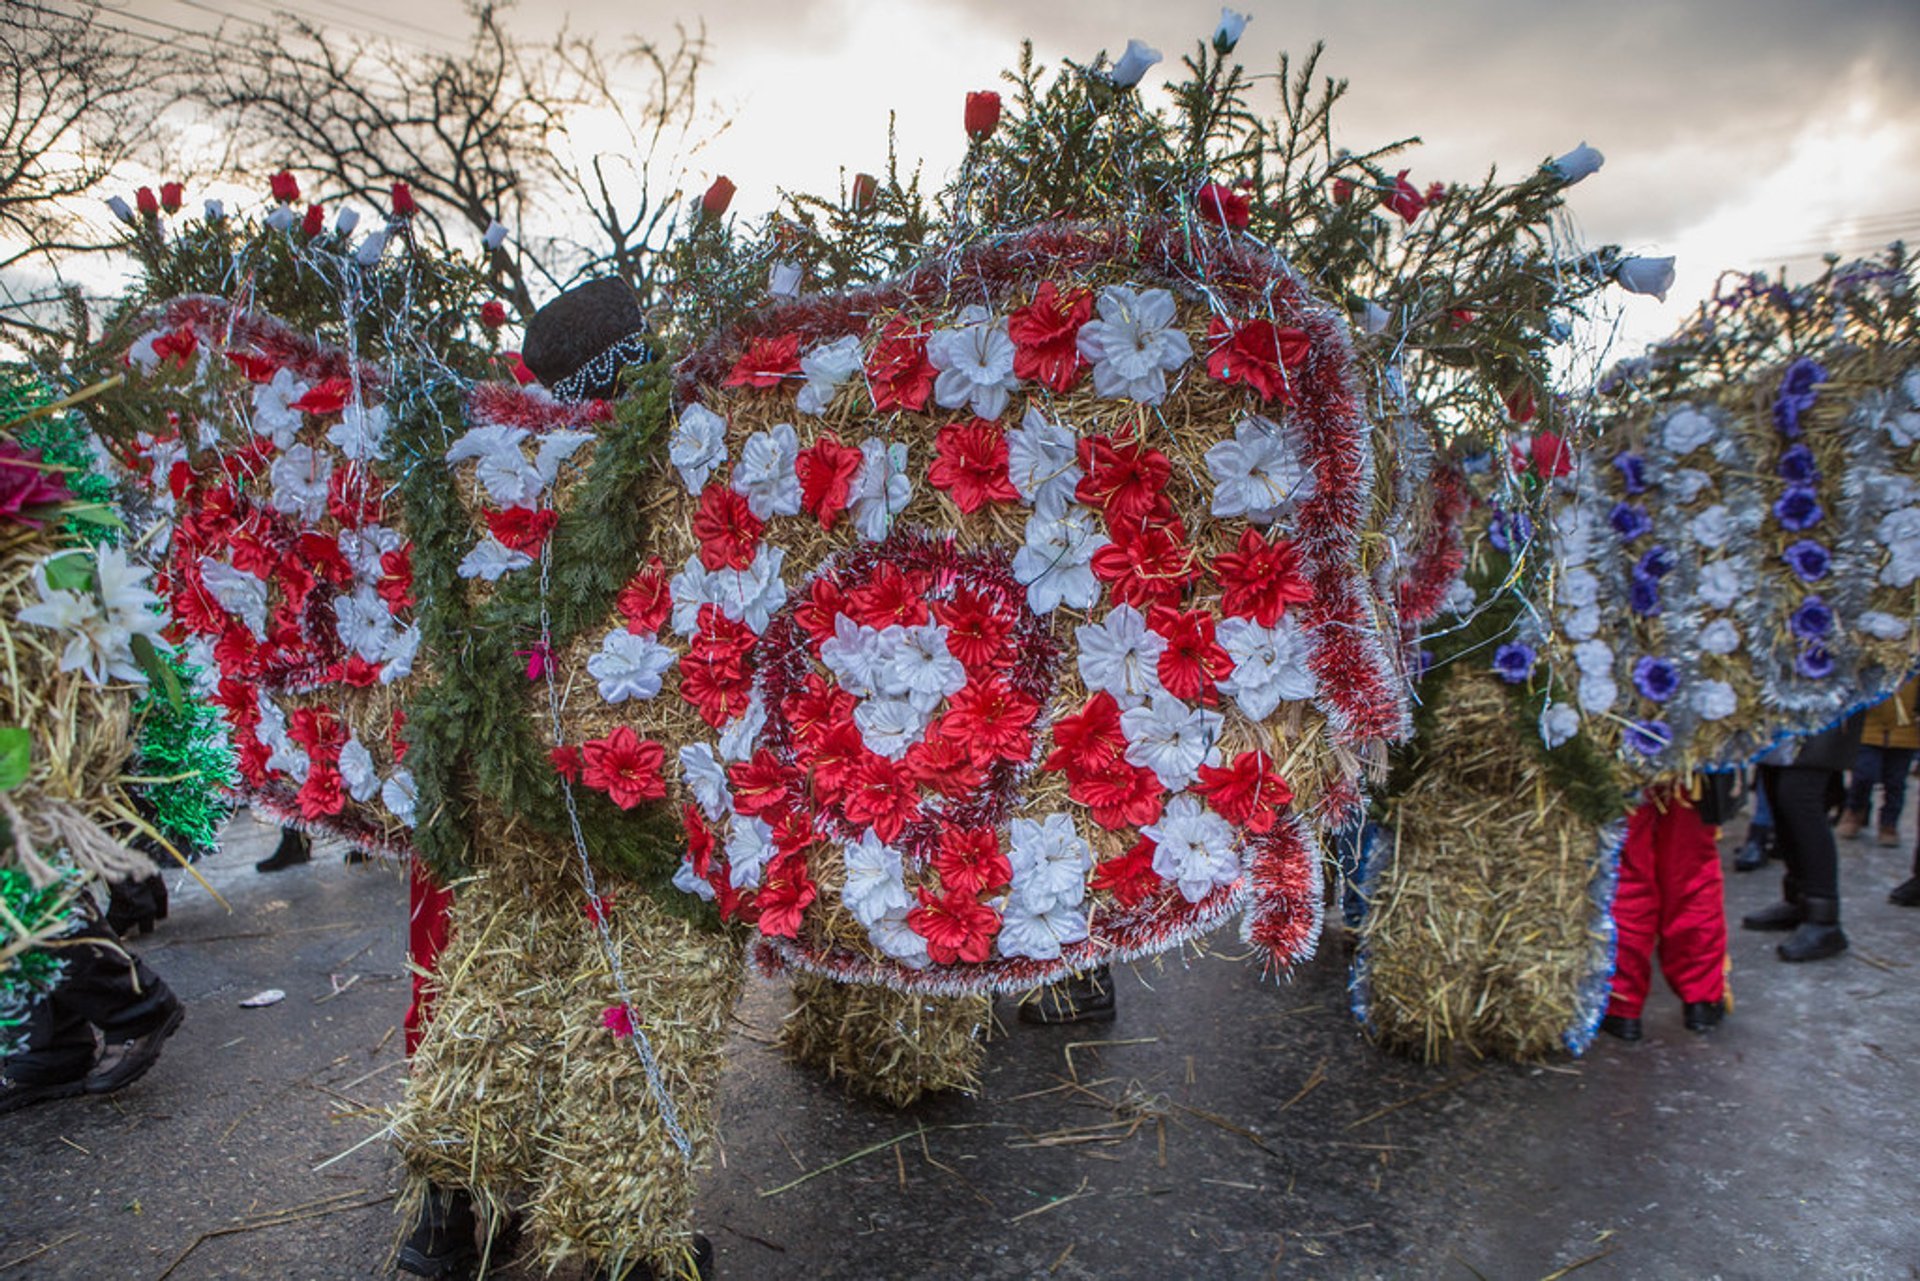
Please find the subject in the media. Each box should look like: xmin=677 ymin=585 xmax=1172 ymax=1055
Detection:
xmin=0 ymin=867 xmax=79 ymax=1059
xmin=133 ymin=652 xmax=237 ymax=854
xmin=1 ymin=368 xmax=120 ymax=548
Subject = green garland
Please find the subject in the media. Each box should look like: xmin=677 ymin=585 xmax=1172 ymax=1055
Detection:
xmin=133 ymin=652 xmax=237 ymax=854
xmin=0 ymin=867 xmax=79 ymax=1059
xmin=1 ymin=369 xmax=121 ymax=547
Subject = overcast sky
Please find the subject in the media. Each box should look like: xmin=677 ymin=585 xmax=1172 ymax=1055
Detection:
xmin=139 ymin=0 xmax=1920 ymax=346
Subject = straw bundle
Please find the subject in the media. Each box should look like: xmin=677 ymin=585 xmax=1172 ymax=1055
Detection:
xmin=778 ymin=973 xmax=992 ymax=1107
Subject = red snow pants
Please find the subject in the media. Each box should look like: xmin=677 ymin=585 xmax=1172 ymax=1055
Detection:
xmin=404 ymin=856 xmax=456 ymax=1056
xmin=1607 ymin=791 xmax=1727 ymax=1017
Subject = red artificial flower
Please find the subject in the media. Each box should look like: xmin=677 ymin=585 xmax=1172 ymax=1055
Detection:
xmin=1076 ymin=434 xmax=1172 ymax=530
xmin=844 ymin=562 xmax=931 ymax=630
xmin=865 ymin=319 xmax=935 ymax=413
xmin=1425 ymin=181 xmax=1448 ymax=205
xmin=1385 ymin=170 xmax=1427 ymax=222
xmin=1206 ymin=316 xmax=1311 ymax=404
xmin=212 ymin=625 xmax=259 ymax=677
xmin=783 ymin=673 xmax=858 ymax=751
xmin=1192 ymin=750 xmax=1292 ymax=833
xmin=290 ymin=376 xmax=353 ymax=417
xmin=765 ymin=802 xmax=817 ymax=856
xmin=159 ymin=181 xmax=183 ymax=212
xmin=377 ymin=547 xmax=415 ymax=612
xmin=550 ymin=744 xmax=584 ymax=782
xmin=964 ymin=90 xmax=1001 ymax=142
xmin=502 ymin=351 xmax=537 ymax=385
xmin=302 ymin=204 xmax=325 ymax=237
xmin=1007 ymin=281 xmax=1093 ymax=393
xmin=1090 ymin=837 xmax=1165 ymax=907
xmin=908 ymin=887 xmax=1001 ymax=964
xmin=944 ymin=674 xmax=1038 ymax=766
xmin=728 ymin=749 xmax=800 ymax=818
xmin=269 ymin=170 xmax=300 ymax=203
xmin=902 ymin=725 xmax=987 ymax=798
xmin=338 ymin=655 xmax=382 ymax=687
xmin=932 ymin=585 xmax=1012 ymax=671
xmin=805 ymin=720 xmax=870 ymax=808
xmin=691 ymin=486 xmax=764 ymax=570
xmin=1044 ymin=691 xmax=1128 ymax=777
xmin=794 ymin=576 xmax=847 ymax=652
xmin=682 ymin=804 xmax=715 ymax=880
xmin=390 ymin=182 xmax=417 ymax=216
xmin=486 ymin=506 xmax=558 ymax=554
xmin=479 ymin=300 xmax=509 ymax=330
xmin=849 ymin=172 xmax=878 ymax=212
xmin=1504 ymin=386 xmax=1537 ymax=424
xmin=1529 ymin=429 xmax=1571 ymax=480
xmin=1213 ymin=528 xmax=1313 ymax=626
xmin=581 ymin=725 xmax=667 ymax=810
xmin=328 ymin=468 xmax=384 ymax=527
xmin=224 ymin=350 xmax=280 ymax=383
xmin=724 ymin=333 xmax=803 ymax=389
xmin=602 ymin=1005 xmax=634 ymax=1039
xmin=616 ymin=556 xmax=672 ymax=634
xmin=1090 ymin=521 xmax=1197 ymax=611
xmin=680 ymin=614 xmax=757 ymax=728
xmin=389 ymin=707 xmax=408 ymax=762
xmin=1196 ymin=181 xmax=1251 ymax=229
xmin=1148 ymin=606 xmax=1233 ymax=705
xmin=753 ymin=850 xmax=817 ymax=939
xmin=933 ymin=824 xmax=1013 ymax=897
xmin=701 ymin=176 xmax=736 ymax=219
xmin=1331 ymin=177 xmax=1353 ymax=205
xmin=1068 ymin=757 xmax=1165 ymax=830
xmin=150 ymin=325 xmax=198 ymax=368
xmin=288 ymin=706 xmax=346 ymax=760
xmin=1448 ymin=310 xmax=1476 ymax=330
xmin=297 ymin=532 xmax=353 ymax=586
xmin=795 ymin=433 xmax=865 ymax=530
xmin=136 ymin=186 xmax=159 ymax=216
xmin=0 ymin=441 xmax=72 ymax=526
xmin=841 ymin=753 xmax=921 ymax=843
xmin=297 ymin=764 xmax=346 ymax=820
xmin=928 ymin=419 xmax=1018 ymax=514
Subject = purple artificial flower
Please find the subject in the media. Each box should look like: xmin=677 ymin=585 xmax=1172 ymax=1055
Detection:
xmin=1782 ymin=539 xmax=1830 ymax=583
xmin=1776 ymin=443 xmax=1819 ymax=485
xmin=1414 ymin=648 xmax=1435 ymax=679
xmin=1629 ymin=575 xmax=1662 ymax=617
xmin=1634 ymin=544 xmax=1676 ymax=581
xmin=1488 ymin=508 xmax=1533 ymax=554
xmin=1796 ymin=643 xmax=1834 ymax=680
xmin=1492 ymin=642 xmax=1537 ymax=685
xmin=1626 ymin=720 xmax=1672 ymax=756
xmin=1612 ymin=451 xmax=1648 ymax=495
xmin=1609 ymin=500 xmax=1652 ymax=544
xmin=1772 ymin=485 xmax=1822 ymax=531
xmin=1789 ymin=594 xmax=1833 ymax=640
xmin=1632 ymin=656 xmax=1680 ymax=703
xmin=1772 ymin=357 xmax=1829 ymax=437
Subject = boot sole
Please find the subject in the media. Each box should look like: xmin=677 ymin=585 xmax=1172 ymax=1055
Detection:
xmin=84 ymin=1003 xmax=185 ymax=1094
xmin=0 ymin=1077 xmax=87 ymax=1115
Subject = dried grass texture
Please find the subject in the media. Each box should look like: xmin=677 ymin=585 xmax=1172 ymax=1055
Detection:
xmin=778 ymin=973 xmax=991 ymax=1108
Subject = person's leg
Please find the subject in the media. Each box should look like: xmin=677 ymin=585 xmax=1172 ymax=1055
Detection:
xmin=1771 ymin=766 xmax=1848 ymax=962
xmin=1892 ymin=829 xmax=1920 ymax=907
xmin=255 ymin=823 xmax=311 ymax=874
xmin=1840 ymin=747 xmax=1878 ymax=837
xmin=1735 ymin=771 xmax=1774 ymax=871
xmin=404 ymin=857 xmax=457 ymax=1057
xmin=1651 ymin=798 xmax=1729 ymax=1028
xmin=1877 ymin=747 xmax=1912 ymax=843
xmin=397 ymin=858 xmax=476 ymax=1279
xmin=1603 ymin=802 xmax=1658 ymax=1040
xmin=1744 ymin=766 xmax=1805 ymax=928
xmin=1 ymin=961 xmax=100 ymax=1105
xmin=4 ymin=915 xmax=182 ymax=1103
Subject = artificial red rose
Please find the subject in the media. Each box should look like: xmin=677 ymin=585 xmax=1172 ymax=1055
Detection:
xmin=503 ymin=351 xmax=537 ymax=385
xmin=795 ymin=433 xmax=864 ymax=530
xmin=1044 ymin=691 xmax=1127 ymax=777
xmin=724 ymin=333 xmax=802 ymax=389
xmin=0 ymin=441 xmax=72 ymax=526
xmin=1385 ymin=170 xmax=1426 ymax=222
xmin=691 ymin=485 xmax=765 ymax=570
xmin=1192 ymin=750 xmax=1292 ymax=833
xmin=581 ymin=725 xmax=667 ymax=809
xmin=728 ymin=750 xmax=801 ymax=818
xmin=390 ymin=181 xmax=417 ymax=215
xmin=1331 ymin=177 xmax=1353 ymax=205
xmin=753 ymin=851 xmax=817 ymax=939
xmin=1075 ymin=434 xmax=1171 ymax=530
xmin=849 ymin=172 xmax=878 ymax=212
xmin=486 ymin=506 xmax=559 ymax=554
xmin=1504 ymin=386 xmax=1537 ymax=424
xmin=270 ymin=170 xmax=300 ymax=203
xmin=844 ymin=562 xmax=931 ymax=630
xmin=944 ymin=674 xmax=1038 ymax=766
xmin=479 ymin=300 xmax=509 ymax=330
xmin=1148 ymin=606 xmax=1233 ymax=705
xmin=150 ymin=325 xmax=199 ymax=368
xmin=1196 ymin=181 xmax=1251 ymax=228
xmin=616 ymin=556 xmax=672 ymax=634
xmin=302 ymin=204 xmax=325 ymax=237
xmin=290 ymin=376 xmax=353 ymax=417
xmin=934 ymin=824 xmax=1013 ymax=897
xmin=903 ymin=726 xmax=986 ymax=798
xmin=159 ymin=181 xmax=183 ymax=212
xmin=931 ymin=585 xmax=1012 ymax=671
xmin=549 ymin=744 xmax=584 ymax=782
xmin=1213 ymin=528 xmax=1313 ymax=626
xmin=377 ymin=546 xmax=415 ymax=612
xmin=964 ymin=90 xmax=1001 ymax=142
xmin=1529 ymin=430 xmax=1572 ymax=480
xmin=1090 ymin=521 xmax=1197 ymax=611
xmin=225 ymin=350 xmax=280 ymax=383
xmin=929 ymin=420 xmax=1018 ymax=514
xmin=1007 ymin=281 xmax=1093 ymax=394
xmin=1068 ymin=757 xmax=1165 ymax=830
xmin=1090 ymin=837 xmax=1165 ymax=907
xmin=298 ymin=764 xmax=346 ymax=820
xmin=1205 ymin=316 xmax=1311 ymax=404
xmin=136 ymin=186 xmax=159 ymax=216
xmin=841 ymin=753 xmax=920 ymax=844
xmin=909 ymin=887 xmax=1001 ymax=963
xmin=865 ymin=319 xmax=935 ymax=413
xmin=701 ymin=176 xmax=736 ymax=219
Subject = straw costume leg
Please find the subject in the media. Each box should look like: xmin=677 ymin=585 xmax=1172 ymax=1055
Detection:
xmin=778 ymin=974 xmax=990 ymax=1108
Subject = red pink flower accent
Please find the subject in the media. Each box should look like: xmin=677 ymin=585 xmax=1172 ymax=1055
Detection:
xmin=616 ymin=556 xmax=672 ymax=634
xmin=964 ymin=90 xmax=1001 ymax=142
xmin=1192 ymin=750 xmax=1291 ymax=833
xmin=1148 ymin=606 xmax=1233 ymax=704
xmin=724 ymin=333 xmax=803 ymax=389
xmin=865 ymin=319 xmax=935 ymax=413
xmin=298 ymin=764 xmax=346 ymax=820
xmin=1503 ymin=386 xmax=1537 ymax=424
xmin=581 ymin=725 xmax=667 ymax=809
xmin=842 ymin=753 xmax=921 ymax=843
xmin=1196 ymin=181 xmax=1251 ymax=228
xmin=1044 ymin=691 xmax=1128 ymax=777
xmin=680 ymin=607 xmax=758 ymax=727
xmin=701 ymin=176 xmax=736 ymax=219
xmin=1091 ymin=837 xmax=1165 ymax=907
xmin=903 ymin=726 xmax=986 ymax=798
xmin=1526 ymin=429 xmax=1571 ymax=480
xmin=909 ymin=888 xmax=1000 ymax=963
xmin=1007 ymin=282 xmax=1093 ymax=393
xmin=549 ymin=744 xmax=584 ymax=782
xmin=933 ymin=824 xmax=1013 ymax=896
xmin=753 ymin=851 xmax=817 ymax=939
xmin=728 ymin=750 xmax=801 ymax=818
xmin=1068 ymin=757 xmax=1165 ymax=830
xmin=602 ymin=1005 xmax=634 ymax=1038
xmin=931 ymin=585 xmax=1011 ymax=670
xmin=270 ymin=170 xmax=300 ymax=203
xmin=782 ymin=673 xmax=858 ymax=751
xmin=1213 ymin=528 xmax=1313 ymax=625
xmin=1384 ymin=170 xmax=1426 ymax=222
xmin=290 ymin=377 xmax=353 ymax=417
xmin=1206 ymin=317 xmax=1311 ymax=404
xmin=390 ymin=182 xmax=417 ymax=216
xmin=944 ymin=674 xmax=1038 ymax=766
xmin=1091 ymin=522 xmax=1197 ymax=610
xmin=795 ymin=433 xmax=864 ymax=530
xmin=377 ymin=547 xmax=415 ymax=612
xmin=692 ymin=486 xmax=765 ymax=570
xmin=486 ymin=506 xmax=558 ymax=554
xmin=150 ymin=325 xmax=199 ymax=368
xmin=160 ymin=181 xmax=183 ymax=212
xmin=844 ymin=562 xmax=932 ymax=630
xmin=328 ymin=468 xmax=384 ymax=526
xmin=479 ymin=301 xmax=509 ymax=330
xmin=225 ymin=351 xmax=280 ymax=383
xmin=302 ymin=204 xmax=325 ymax=237
xmin=805 ymin=721 xmax=869 ymax=808
xmin=1076 ymin=434 xmax=1172 ymax=529
xmin=929 ymin=420 xmax=1019 ymax=514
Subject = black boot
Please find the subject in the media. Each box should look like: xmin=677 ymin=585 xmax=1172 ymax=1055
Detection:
xmin=1682 ymin=998 xmax=1727 ymax=1033
xmin=396 ymin=1184 xmax=477 ymax=1279
xmin=106 ymin=873 xmax=169 ymax=937
xmin=255 ymin=826 xmax=311 ymax=873
xmin=1777 ymin=896 xmax=1848 ymax=963
xmin=84 ymin=994 xmax=184 ymax=1094
xmin=1599 ymin=1014 xmax=1642 ymax=1042
xmin=1018 ymin=964 xmax=1116 ymax=1025
xmin=1742 ymin=875 xmax=1804 ymax=932
xmin=1732 ymin=824 xmax=1772 ymax=872
xmin=1890 ymin=875 xmax=1920 ymax=907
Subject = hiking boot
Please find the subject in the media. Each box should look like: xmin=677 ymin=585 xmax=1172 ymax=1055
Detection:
xmin=396 ymin=1185 xmax=478 ymax=1279
xmin=1018 ymin=964 xmax=1116 ymax=1025
xmin=84 ymin=997 xmax=183 ymax=1095
xmin=0 ymin=1068 xmax=88 ymax=1115
xmin=1741 ymin=899 xmax=1804 ymax=931
xmin=255 ymin=827 xmax=311 ymax=873
xmin=1599 ymin=1014 xmax=1642 ymax=1042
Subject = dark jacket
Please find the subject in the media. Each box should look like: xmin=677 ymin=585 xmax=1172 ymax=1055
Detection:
xmin=1792 ymin=712 xmax=1866 ymax=773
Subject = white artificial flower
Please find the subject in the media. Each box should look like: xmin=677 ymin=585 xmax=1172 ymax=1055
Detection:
xmin=382 ymin=769 xmax=418 ymax=826
xmin=1577 ymin=672 xmax=1617 ymax=715
xmin=1858 ymin=611 xmax=1910 ymax=641
xmin=1077 ymin=605 xmax=1168 ymax=710
xmin=1863 ymin=472 xmax=1920 ymax=512
xmin=841 ymin=832 xmax=913 ymax=927
xmin=1573 ymin=639 xmax=1613 ymax=677
xmin=1012 ymin=490 xmax=1108 ymax=614
xmin=446 ymin=424 xmax=539 ymax=506
xmin=355 ymin=231 xmax=389 ymax=266
xmin=203 ymin=198 xmax=225 ymax=221
xmin=1668 ymin=469 xmax=1715 ymax=502
xmin=1539 ymin=702 xmax=1581 ymax=750
xmin=1615 ymin=256 xmax=1677 ymax=301
xmin=1693 ymin=680 xmax=1738 ymax=722
xmin=795 ymin=336 xmax=865 ymax=417
xmin=264 ymin=205 xmax=296 ymax=232
xmin=1358 ymin=301 xmax=1391 ymax=335
xmin=1006 ymin=405 xmax=1082 ymax=506
xmin=668 ymin=546 xmax=789 ymax=635
xmin=1213 ymin=8 xmax=1251 ymax=53
xmin=678 ymin=743 xmax=733 ymax=820
xmin=588 ymin=629 xmax=676 ymax=703
xmin=850 ymin=437 xmax=912 ymax=541
xmin=718 ymin=692 xmax=768 ymax=761
xmin=853 ymin=695 xmax=929 ymax=759
xmin=1120 ymin=694 xmax=1223 ymax=791
xmin=767 ymin=260 xmax=804 ymax=299
xmin=669 ymin=403 xmax=728 ymax=494
xmin=1442 ymin=577 xmax=1478 ymax=616
xmin=878 ymin=622 xmax=966 ymax=711
xmin=1560 ymin=603 xmax=1601 ymax=641
xmin=1661 ymin=406 xmax=1718 ymax=457
xmin=483 ymin=220 xmax=509 ymax=250
xmin=105 ymin=194 xmax=136 ymax=224
xmin=1005 ymin=814 xmax=1093 ymax=914
xmin=1876 ymin=506 xmax=1920 ymax=587
xmin=456 ymin=536 xmax=534 ymax=581
xmin=269 ymin=443 xmax=332 ymax=522
xmin=198 ymin=557 xmax=269 ymax=638
xmin=1075 ymin=285 xmax=1192 ymax=404
xmin=673 ymin=858 xmax=716 ymax=901
xmin=335 ymin=585 xmax=397 ymax=662
xmin=1108 ymin=37 xmax=1161 ymax=88
xmin=260 ymin=695 xmax=310 ymax=783
xmin=339 ymin=738 xmax=380 ymax=803
xmin=1142 ymin=794 xmax=1240 ymax=902
xmin=724 ymin=817 xmax=775 ymax=889
xmin=335 ymin=208 xmax=360 ymax=236
xmin=1689 ymin=504 xmax=1732 ymax=549
xmin=868 ymin=905 xmax=932 ymax=968
xmin=1217 ymin=617 xmax=1316 ymax=720
xmin=928 ymin=309 xmax=1020 ymax=421
xmin=1204 ymin=414 xmax=1316 ymax=525
xmin=1696 ymin=559 xmax=1741 ymax=610
xmin=16 ymin=550 xmax=161 ymax=686
xmin=1560 ymin=568 xmax=1599 ymax=610
xmin=250 ymin=368 xmax=310 ymax=448
xmin=731 ymin=422 xmax=801 ymax=519
xmin=1549 ymin=142 xmax=1605 ymax=185
xmin=821 ymin=615 xmax=888 ymax=697
xmin=996 ymin=899 xmax=1090 ymax=961
xmin=326 ymin=400 xmax=390 ymax=461
xmin=380 ymin=625 xmax=421 ymax=684
xmin=533 ymin=430 xmax=595 ymax=488
xmin=338 ymin=524 xmax=403 ymax=583
xmin=1699 ymin=618 xmax=1742 ymax=654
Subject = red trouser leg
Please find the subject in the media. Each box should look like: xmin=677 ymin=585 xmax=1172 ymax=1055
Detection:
xmin=1653 ymin=799 xmax=1728 ymax=1005
xmin=404 ymin=856 xmax=456 ymax=1057
xmin=1607 ymin=802 xmax=1660 ymax=1018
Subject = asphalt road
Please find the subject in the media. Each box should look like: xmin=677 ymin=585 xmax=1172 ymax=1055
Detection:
xmin=3 ymin=810 xmax=1916 ymax=1280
